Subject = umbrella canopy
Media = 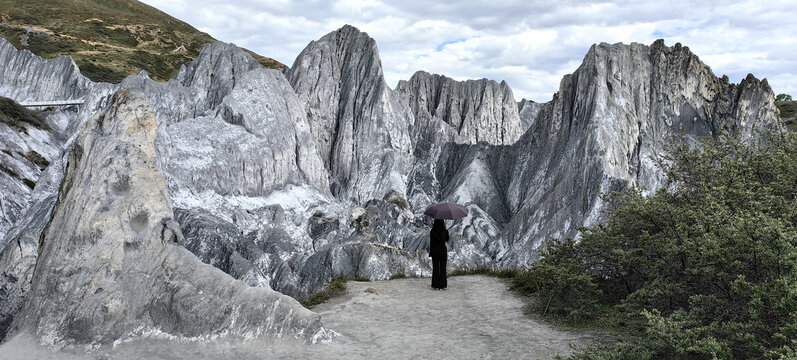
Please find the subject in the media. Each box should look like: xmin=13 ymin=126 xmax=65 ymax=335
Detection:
xmin=424 ymin=202 xmax=469 ymax=220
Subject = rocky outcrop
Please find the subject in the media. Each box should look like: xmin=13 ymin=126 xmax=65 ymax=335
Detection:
xmin=517 ymin=98 xmax=542 ymax=131
xmin=0 ymin=40 xmax=91 ymax=104
xmin=9 ymin=90 xmax=330 ymax=347
xmin=286 ymin=25 xmax=414 ymax=202
xmin=397 ymin=71 xmax=522 ymax=146
xmin=498 ymin=40 xmax=779 ymax=265
xmin=0 ymin=98 xmax=63 ymax=243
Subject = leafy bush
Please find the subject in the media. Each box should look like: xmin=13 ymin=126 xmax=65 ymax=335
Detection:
xmin=517 ymin=131 xmax=797 ymax=359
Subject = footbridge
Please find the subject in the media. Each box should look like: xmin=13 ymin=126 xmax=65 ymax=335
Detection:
xmin=19 ymin=99 xmax=85 ymax=110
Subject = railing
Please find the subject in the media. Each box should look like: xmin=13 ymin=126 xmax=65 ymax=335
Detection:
xmin=19 ymin=99 xmax=85 ymax=108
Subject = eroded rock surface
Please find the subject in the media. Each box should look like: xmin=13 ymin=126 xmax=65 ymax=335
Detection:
xmin=10 ymin=91 xmax=330 ymax=347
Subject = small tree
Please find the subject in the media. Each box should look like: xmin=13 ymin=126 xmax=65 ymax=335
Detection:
xmin=775 ymin=93 xmax=793 ymax=102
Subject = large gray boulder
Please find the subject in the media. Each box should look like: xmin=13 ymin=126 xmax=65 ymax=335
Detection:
xmin=8 ymin=90 xmax=331 ymax=347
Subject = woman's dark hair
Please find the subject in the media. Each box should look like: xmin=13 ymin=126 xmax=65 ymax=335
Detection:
xmin=432 ymin=219 xmax=445 ymax=229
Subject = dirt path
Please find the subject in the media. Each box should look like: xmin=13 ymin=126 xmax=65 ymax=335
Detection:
xmin=0 ymin=276 xmax=597 ymax=359
xmin=284 ymin=275 xmax=597 ymax=359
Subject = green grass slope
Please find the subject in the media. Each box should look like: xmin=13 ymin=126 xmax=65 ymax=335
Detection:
xmin=0 ymin=0 xmax=284 ymax=83
xmin=776 ymin=101 xmax=797 ymax=132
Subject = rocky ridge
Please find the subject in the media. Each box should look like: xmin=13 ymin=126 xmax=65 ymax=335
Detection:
xmin=10 ymin=90 xmax=331 ymax=347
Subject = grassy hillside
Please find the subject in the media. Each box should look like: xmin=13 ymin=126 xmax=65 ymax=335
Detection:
xmin=776 ymin=101 xmax=797 ymax=132
xmin=0 ymin=0 xmax=284 ymax=83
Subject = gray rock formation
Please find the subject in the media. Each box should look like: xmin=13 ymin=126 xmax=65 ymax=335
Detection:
xmin=10 ymin=90 xmax=330 ymax=347
xmin=397 ymin=71 xmax=522 ymax=146
xmin=0 ymin=99 xmax=63 ymax=243
xmin=517 ymin=98 xmax=542 ymax=131
xmin=498 ymin=40 xmax=779 ymax=265
xmin=286 ymin=25 xmax=414 ymax=202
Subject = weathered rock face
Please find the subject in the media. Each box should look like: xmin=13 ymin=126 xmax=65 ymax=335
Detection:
xmin=397 ymin=71 xmax=522 ymax=146
xmin=10 ymin=91 xmax=330 ymax=347
xmin=286 ymin=25 xmax=414 ymax=202
xmin=0 ymin=41 xmax=91 ymax=104
xmin=498 ymin=40 xmax=779 ymax=265
xmin=0 ymin=99 xmax=63 ymax=244
xmin=517 ymin=98 xmax=542 ymax=131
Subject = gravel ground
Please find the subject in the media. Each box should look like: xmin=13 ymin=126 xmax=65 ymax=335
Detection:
xmin=0 ymin=276 xmax=598 ymax=359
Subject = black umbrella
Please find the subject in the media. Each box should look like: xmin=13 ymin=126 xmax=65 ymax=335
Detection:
xmin=424 ymin=202 xmax=469 ymax=220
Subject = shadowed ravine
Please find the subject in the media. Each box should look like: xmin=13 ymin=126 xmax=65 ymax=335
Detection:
xmin=0 ymin=276 xmax=596 ymax=359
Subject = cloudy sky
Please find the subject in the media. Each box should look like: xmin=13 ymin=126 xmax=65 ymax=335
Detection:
xmin=141 ymin=0 xmax=795 ymax=102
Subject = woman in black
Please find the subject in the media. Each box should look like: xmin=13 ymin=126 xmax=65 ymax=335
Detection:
xmin=429 ymin=219 xmax=449 ymax=290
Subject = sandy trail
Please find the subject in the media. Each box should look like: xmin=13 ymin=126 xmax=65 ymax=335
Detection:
xmin=287 ymin=275 xmax=597 ymax=359
xmin=0 ymin=276 xmax=596 ymax=359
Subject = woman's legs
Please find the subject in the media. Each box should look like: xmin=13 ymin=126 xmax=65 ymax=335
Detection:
xmin=431 ymin=256 xmax=447 ymax=289
xmin=440 ymin=256 xmax=447 ymax=289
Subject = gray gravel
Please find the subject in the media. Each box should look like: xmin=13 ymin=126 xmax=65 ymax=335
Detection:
xmin=0 ymin=276 xmax=597 ymax=359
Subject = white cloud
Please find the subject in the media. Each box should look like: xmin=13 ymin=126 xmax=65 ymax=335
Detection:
xmin=141 ymin=0 xmax=797 ymax=101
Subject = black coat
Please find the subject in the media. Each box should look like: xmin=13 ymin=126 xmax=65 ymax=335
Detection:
xmin=429 ymin=227 xmax=449 ymax=258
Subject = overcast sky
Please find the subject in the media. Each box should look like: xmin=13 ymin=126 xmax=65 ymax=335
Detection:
xmin=141 ymin=0 xmax=795 ymax=102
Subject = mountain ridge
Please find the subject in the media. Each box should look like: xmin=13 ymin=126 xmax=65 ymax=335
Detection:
xmin=0 ymin=23 xmax=782 ymax=349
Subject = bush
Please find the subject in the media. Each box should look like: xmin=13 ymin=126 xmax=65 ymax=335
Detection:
xmin=516 ymin=131 xmax=797 ymax=359
xmin=301 ymin=276 xmax=370 ymax=309
xmin=450 ymin=265 xmax=518 ymax=279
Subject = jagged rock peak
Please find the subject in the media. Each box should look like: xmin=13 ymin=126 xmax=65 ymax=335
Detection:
xmin=398 ymin=71 xmax=523 ymax=146
xmin=498 ymin=38 xmax=779 ymax=266
xmin=286 ymin=24 xmax=413 ymax=202
xmin=517 ymin=98 xmax=542 ymax=131
xmin=11 ymin=90 xmax=330 ymax=347
xmin=0 ymin=38 xmax=92 ymax=102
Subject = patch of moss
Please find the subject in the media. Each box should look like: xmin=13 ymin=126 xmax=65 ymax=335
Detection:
xmin=302 ymin=276 xmax=349 ymax=309
xmin=21 ymin=150 xmax=49 ymax=169
xmin=0 ymin=97 xmax=50 ymax=132
xmin=22 ymin=178 xmax=35 ymax=189
xmin=0 ymin=164 xmax=19 ymax=178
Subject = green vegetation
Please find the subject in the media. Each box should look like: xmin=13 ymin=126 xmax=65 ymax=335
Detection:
xmin=776 ymin=93 xmax=793 ymax=102
xmin=449 ymin=265 xmax=518 ymax=279
xmin=513 ymin=132 xmax=797 ymax=359
xmin=775 ymin=99 xmax=797 ymax=132
xmin=388 ymin=271 xmax=423 ymax=280
xmin=0 ymin=0 xmax=284 ymax=83
xmin=22 ymin=150 xmax=49 ymax=169
xmin=301 ymin=276 xmax=370 ymax=309
xmin=0 ymin=96 xmax=50 ymax=133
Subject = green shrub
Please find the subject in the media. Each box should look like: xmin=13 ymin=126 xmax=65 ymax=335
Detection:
xmin=302 ymin=276 xmax=349 ymax=309
xmin=450 ymin=265 xmax=518 ymax=279
xmin=0 ymin=97 xmax=50 ymax=132
xmin=517 ymin=131 xmax=797 ymax=359
xmin=389 ymin=272 xmax=407 ymax=280
xmin=301 ymin=276 xmax=370 ymax=309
